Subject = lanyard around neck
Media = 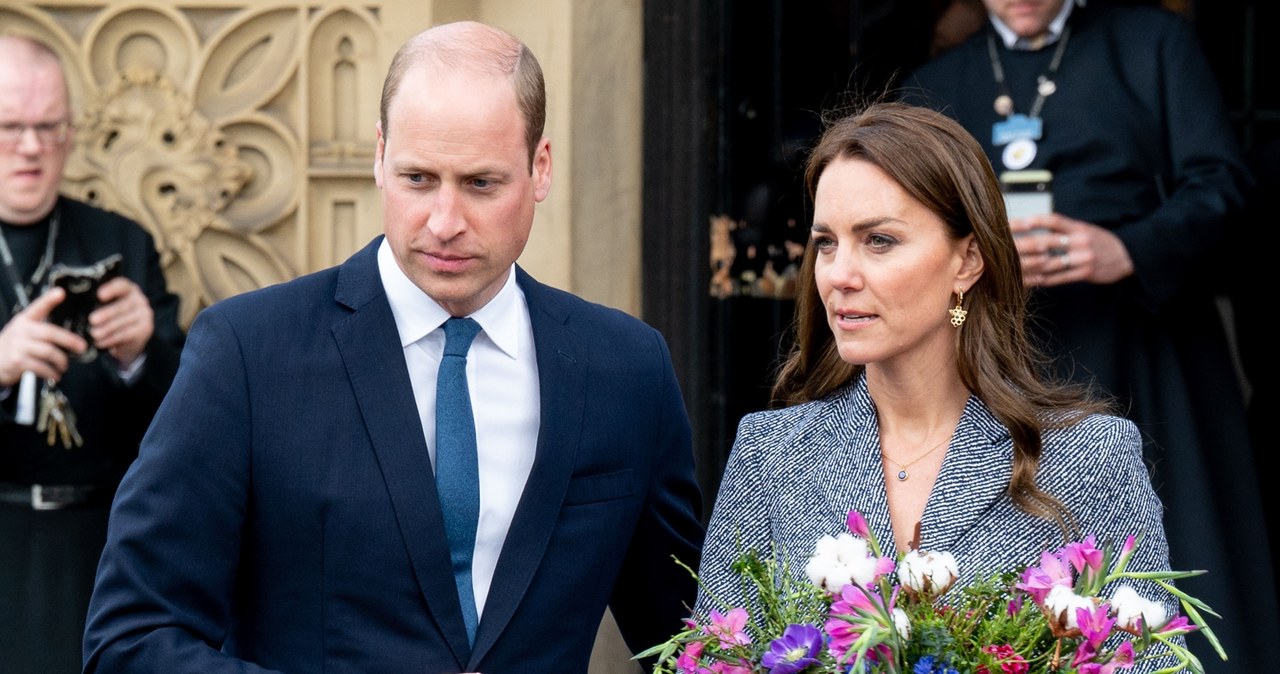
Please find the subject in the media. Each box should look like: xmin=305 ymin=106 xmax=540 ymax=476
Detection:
xmin=0 ymin=206 xmax=61 ymax=311
xmin=987 ymin=24 xmax=1072 ymax=120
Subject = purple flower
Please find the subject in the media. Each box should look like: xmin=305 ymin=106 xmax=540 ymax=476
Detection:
xmin=760 ymin=624 xmax=823 ymax=674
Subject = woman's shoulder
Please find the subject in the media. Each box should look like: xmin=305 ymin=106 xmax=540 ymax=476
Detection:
xmin=1041 ymin=412 xmax=1145 ymax=473
xmin=735 ymin=386 xmax=860 ymax=438
xmin=1054 ymin=412 xmax=1140 ymax=444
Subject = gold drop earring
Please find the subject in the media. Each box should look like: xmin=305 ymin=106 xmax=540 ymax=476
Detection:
xmin=949 ymin=288 xmax=967 ymax=328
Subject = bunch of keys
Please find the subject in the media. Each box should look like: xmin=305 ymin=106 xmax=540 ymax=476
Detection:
xmin=36 ymin=379 xmax=83 ymax=449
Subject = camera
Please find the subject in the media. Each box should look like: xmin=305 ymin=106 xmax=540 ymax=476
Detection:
xmin=47 ymin=253 xmax=122 ymax=361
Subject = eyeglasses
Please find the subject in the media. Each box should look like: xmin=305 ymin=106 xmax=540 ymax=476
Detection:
xmin=0 ymin=120 xmax=72 ymax=147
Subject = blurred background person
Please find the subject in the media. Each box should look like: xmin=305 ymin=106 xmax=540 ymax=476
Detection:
xmin=900 ymin=0 xmax=1277 ymax=668
xmin=0 ymin=32 xmax=184 ymax=674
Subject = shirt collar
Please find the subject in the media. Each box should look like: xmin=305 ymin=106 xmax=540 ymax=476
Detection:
xmin=376 ymin=237 xmax=524 ymax=359
xmin=990 ymin=0 xmax=1080 ymax=50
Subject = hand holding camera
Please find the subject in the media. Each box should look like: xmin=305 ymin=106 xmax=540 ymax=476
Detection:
xmin=47 ymin=254 xmax=121 ymax=362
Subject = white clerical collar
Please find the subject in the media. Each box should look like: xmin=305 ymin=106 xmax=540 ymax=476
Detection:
xmin=376 ymin=236 xmax=524 ymax=359
xmin=990 ymin=0 xmax=1081 ymax=51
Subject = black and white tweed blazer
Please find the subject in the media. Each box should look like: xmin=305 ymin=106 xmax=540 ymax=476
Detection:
xmin=695 ymin=373 xmax=1179 ymax=665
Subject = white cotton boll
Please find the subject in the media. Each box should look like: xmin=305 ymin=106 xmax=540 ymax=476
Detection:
xmin=899 ymin=550 xmax=959 ymax=596
xmin=806 ymin=536 xmax=847 ymax=592
xmin=893 ymin=607 xmax=911 ymax=640
xmin=806 ymin=533 xmax=877 ymax=591
xmin=1045 ymin=585 xmax=1093 ymax=629
xmin=1110 ymin=584 xmax=1168 ymax=630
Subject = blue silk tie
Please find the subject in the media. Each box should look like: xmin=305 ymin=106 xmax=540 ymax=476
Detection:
xmin=435 ymin=317 xmax=482 ymax=646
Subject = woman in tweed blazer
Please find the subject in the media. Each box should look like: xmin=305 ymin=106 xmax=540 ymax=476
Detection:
xmin=696 ymin=102 xmax=1186 ymax=670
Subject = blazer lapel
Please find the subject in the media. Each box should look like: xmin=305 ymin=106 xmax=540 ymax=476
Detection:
xmin=468 ymin=268 xmax=588 ymax=667
xmin=815 ymin=376 xmax=1012 ymax=559
xmin=918 ymin=396 xmax=1012 ymax=553
xmin=329 ymin=238 xmax=472 ymax=666
xmin=818 ymin=379 xmax=898 ymax=554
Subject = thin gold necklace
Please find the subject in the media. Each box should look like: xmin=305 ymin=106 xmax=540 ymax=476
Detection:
xmin=882 ymin=433 xmax=952 ymax=482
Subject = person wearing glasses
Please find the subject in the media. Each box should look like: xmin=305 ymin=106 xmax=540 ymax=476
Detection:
xmin=0 ymin=32 xmax=184 ymax=674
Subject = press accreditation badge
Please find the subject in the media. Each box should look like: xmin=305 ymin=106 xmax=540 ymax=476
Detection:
xmin=1002 ymin=138 xmax=1037 ymax=170
xmin=992 ymin=114 xmax=1043 ymax=146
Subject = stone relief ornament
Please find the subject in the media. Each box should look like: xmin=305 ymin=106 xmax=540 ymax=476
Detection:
xmin=63 ymin=66 xmax=268 ymax=327
xmin=5 ymin=4 xmax=384 ymax=329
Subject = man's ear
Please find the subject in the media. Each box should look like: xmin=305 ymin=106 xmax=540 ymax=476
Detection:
xmin=532 ymin=138 xmax=552 ymax=203
xmin=373 ymin=119 xmax=386 ymax=189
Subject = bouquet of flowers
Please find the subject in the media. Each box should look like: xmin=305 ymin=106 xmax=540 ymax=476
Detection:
xmin=639 ymin=510 xmax=1223 ymax=674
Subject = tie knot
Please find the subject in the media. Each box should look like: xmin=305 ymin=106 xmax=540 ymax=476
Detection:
xmin=442 ymin=317 xmax=482 ymax=357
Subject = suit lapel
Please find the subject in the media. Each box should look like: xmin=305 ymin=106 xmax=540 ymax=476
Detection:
xmin=468 ymin=269 xmax=587 ymax=667
xmin=329 ymin=238 xmax=472 ymax=666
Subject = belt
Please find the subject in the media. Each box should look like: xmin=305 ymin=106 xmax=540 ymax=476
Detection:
xmin=0 ymin=482 xmax=108 ymax=510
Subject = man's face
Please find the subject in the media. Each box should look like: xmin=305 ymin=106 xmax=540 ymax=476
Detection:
xmin=982 ymin=0 xmax=1067 ymax=40
xmin=374 ymin=64 xmax=551 ymax=317
xmin=0 ymin=52 xmax=72 ymax=224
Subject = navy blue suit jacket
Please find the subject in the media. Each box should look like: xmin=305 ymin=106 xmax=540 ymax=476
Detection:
xmin=84 ymin=236 xmax=704 ymax=673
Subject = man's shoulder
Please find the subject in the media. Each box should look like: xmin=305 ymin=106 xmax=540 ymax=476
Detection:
xmin=517 ymin=267 xmax=651 ymax=331
xmin=1075 ymin=2 xmax=1190 ymax=48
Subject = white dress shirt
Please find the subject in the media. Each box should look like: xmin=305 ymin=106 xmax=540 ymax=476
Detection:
xmin=990 ymin=0 xmax=1079 ymax=50
xmin=377 ymin=239 xmax=540 ymax=618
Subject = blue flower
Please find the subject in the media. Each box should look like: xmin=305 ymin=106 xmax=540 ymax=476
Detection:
xmin=912 ymin=655 xmax=959 ymax=674
xmin=760 ymin=623 xmax=823 ymax=674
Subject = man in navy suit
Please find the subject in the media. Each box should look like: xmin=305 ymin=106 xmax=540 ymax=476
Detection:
xmin=84 ymin=20 xmax=704 ymax=673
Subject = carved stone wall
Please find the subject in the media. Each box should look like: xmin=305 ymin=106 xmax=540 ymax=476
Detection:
xmin=3 ymin=2 xmax=387 ymax=328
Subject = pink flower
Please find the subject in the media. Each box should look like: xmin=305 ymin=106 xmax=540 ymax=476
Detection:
xmin=1064 ymin=536 xmax=1105 ymax=585
xmin=1111 ymin=641 xmax=1136 ymax=668
xmin=1076 ymin=642 xmax=1135 ymax=674
xmin=825 ymin=584 xmax=895 ymax=663
xmin=1077 ymin=603 xmax=1116 ymax=649
xmin=709 ymin=660 xmax=752 ymax=674
xmin=706 ymin=608 xmax=751 ymax=648
xmin=1156 ymin=615 xmax=1197 ymax=634
xmin=1016 ymin=549 xmax=1074 ymax=604
xmin=1118 ymin=535 xmax=1136 ymax=560
xmin=846 ymin=510 xmax=871 ymax=539
xmin=1071 ymin=641 xmax=1099 ymax=668
xmin=982 ymin=644 xmax=1028 ymax=674
xmin=676 ymin=640 xmax=704 ymax=674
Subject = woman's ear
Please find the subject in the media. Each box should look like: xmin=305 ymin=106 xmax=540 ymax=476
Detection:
xmin=956 ymin=234 xmax=984 ymax=286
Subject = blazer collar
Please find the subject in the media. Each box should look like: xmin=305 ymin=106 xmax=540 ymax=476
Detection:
xmin=820 ymin=374 xmax=1011 ymax=558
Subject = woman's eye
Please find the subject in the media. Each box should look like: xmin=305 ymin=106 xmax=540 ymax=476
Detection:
xmin=812 ymin=236 xmax=834 ymax=251
xmin=867 ymin=233 xmax=896 ymax=249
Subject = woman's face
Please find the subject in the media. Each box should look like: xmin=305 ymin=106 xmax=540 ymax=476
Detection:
xmin=811 ymin=157 xmax=975 ymax=372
